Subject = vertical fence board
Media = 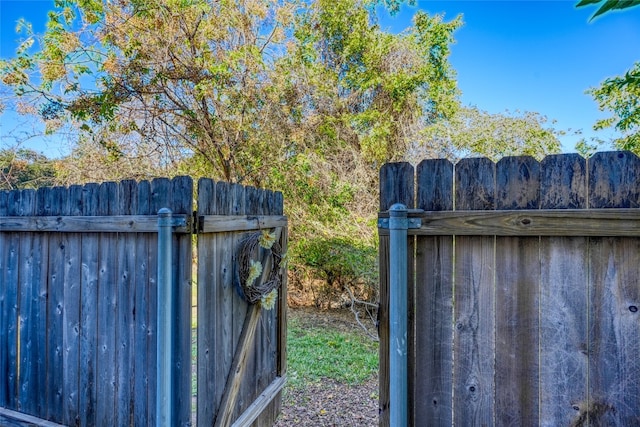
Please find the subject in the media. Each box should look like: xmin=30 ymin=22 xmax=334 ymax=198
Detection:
xmin=539 ymin=154 xmax=589 ymax=426
xmin=115 ymin=180 xmax=136 ymax=427
xmin=588 ymin=151 xmax=640 ymax=426
xmin=197 ymin=178 xmax=216 ymax=427
xmin=589 ymin=238 xmax=640 ymax=426
xmin=96 ymin=182 xmax=118 ymax=427
xmin=588 ymin=151 xmax=640 ymax=208
xmin=2 ymin=191 xmax=20 ymax=409
xmin=171 ymin=176 xmax=194 ymax=427
xmin=215 ymin=181 xmax=236 ymax=422
xmin=415 ymin=159 xmax=454 ymax=426
xmin=454 ymin=157 xmax=495 ymax=210
xmin=34 ymin=188 xmax=49 ymax=416
xmin=63 ymin=185 xmax=82 ymax=426
xmin=0 ymin=190 xmax=8 ymax=408
xmin=378 ymin=162 xmax=414 ymax=427
xmin=133 ymin=180 xmax=152 ymax=426
xmin=79 ymin=183 xmax=99 ymax=426
xmin=453 ymin=157 xmax=496 ymax=426
xmin=15 ymin=190 xmax=35 ymax=413
xmin=46 ymin=186 xmax=66 ymax=422
xmin=494 ymin=156 xmax=540 ymax=426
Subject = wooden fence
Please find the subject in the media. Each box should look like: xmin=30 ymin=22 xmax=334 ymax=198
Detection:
xmin=378 ymin=151 xmax=640 ymax=426
xmin=0 ymin=177 xmax=287 ymax=426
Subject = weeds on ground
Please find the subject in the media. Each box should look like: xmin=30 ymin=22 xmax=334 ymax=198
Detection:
xmin=286 ymin=317 xmax=378 ymax=389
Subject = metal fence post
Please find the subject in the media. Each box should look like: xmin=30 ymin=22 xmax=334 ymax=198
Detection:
xmin=157 ymin=208 xmax=173 ymax=427
xmin=389 ymin=203 xmax=408 ymax=426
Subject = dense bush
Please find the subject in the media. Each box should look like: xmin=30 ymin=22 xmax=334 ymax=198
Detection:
xmin=290 ymin=236 xmax=378 ymax=309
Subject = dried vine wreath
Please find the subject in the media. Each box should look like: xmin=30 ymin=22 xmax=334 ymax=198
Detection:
xmin=236 ymin=228 xmax=285 ymax=308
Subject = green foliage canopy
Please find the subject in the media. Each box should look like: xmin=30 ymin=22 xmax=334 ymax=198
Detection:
xmin=589 ymin=62 xmax=640 ymax=153
xmin=0 ymin=148 xmax=58 ymax=190
xmin=576 ymin=0 xmax=640 ymax=154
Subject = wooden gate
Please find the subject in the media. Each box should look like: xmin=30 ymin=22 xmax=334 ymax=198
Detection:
xmin=0 ymin=177 xmax=287 ymax=426
xmin=378 ymin=151 xmax=640 ymax=426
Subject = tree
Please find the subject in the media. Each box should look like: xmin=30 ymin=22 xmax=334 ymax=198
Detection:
xmin=0 ymin=0 xmax=464 ymax=313
xmin=576 ymin=0 xmax=640 ymax=154
xmin=418 ymin=106 xmax=562 ymax=161
xmin=0 ymin=148 xmax=58 ymax=190
xmin=588 ymin=62 xmax=640 ymax=154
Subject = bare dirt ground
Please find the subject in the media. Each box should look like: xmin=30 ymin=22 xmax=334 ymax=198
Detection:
xmin=274 ymin=307 xmax=379 ymax=427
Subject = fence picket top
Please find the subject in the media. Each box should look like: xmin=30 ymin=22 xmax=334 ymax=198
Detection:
xmin=82 ymin=183 xmax=100 ymax=216
xmin=589 ymin=151 xmax=640 ymax=208
xmin=117 ymin=180 xmax=138 ymax=215
xmin=540 ymin=153 xmax=586 ymax=209
xmin=0 ymin=191 xmax=7 ymax=214
xmin=231 ymin=184 xmax=246 ymax=216
xmin=274 ymin=191 xmax=284 ymax=216
xmin=417 ymin=159 xmax=453 ymax=211
xmin=171 ymin=176 xmax=194 ymax=215
xmin=455 ymin=157 xmax=495 ymax=210
xmin=197 ymin=178 xmax=216 ymax=215
xmin=214 ymin=181 xmax=233 ymax=215
xmin=151 ymin=178 xmax=172 ymax=213
xmin=379 ymin=162 xmax=414 ymax=210
xmin=496 ymin=155 xmax=540 ymax=210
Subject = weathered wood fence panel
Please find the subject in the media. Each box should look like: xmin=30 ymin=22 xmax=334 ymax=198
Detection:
xmin=379 ymin=151 xmax=640 ymax=426
xmin=196 ymin=179 xmax=286 ymax=427
xmin=0 ymin=176 xmax=286 ymax=427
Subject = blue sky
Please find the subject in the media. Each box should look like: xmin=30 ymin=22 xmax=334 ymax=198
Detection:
xmin=378 ymin=0 xmax=640 ymax=151
xmin=1 ymin=0 xmax=640 ymax=157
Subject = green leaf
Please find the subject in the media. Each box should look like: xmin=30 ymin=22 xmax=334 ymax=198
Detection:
xmin=576 ymin=0 xmax=602 ymax=6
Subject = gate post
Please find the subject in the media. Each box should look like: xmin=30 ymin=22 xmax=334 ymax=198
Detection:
xmin=389 ymin=203 xmax=408 ymax=426
xmin=157 ymin=208 xmax=173 ymax=427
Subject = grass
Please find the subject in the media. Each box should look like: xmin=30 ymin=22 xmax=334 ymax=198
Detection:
xmin=285 ymin=316 xmax=379 ymax=389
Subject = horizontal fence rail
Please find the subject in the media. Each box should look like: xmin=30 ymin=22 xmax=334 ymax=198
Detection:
xmin=378 ymin=208 xmax=640 ymax=236
xmin=378 ymin=151 xmax=640 ymax=427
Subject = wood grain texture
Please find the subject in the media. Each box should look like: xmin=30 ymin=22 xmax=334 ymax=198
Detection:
xmin=96 ymin=181 xmax=118 ymax=427
xmin=539 ymin=154 xmax=589 ymax=426
xmin=14 ymin=189 xmax=36 ymax=415
xmin=494 ymin=156 xmax=540 ymax=426
xmin=115 ymin=180 xmax=136 ymax=427
xmin=589 ymin=151 xmax=640 ymax=208
xmin=455 ymin=157 xmax=495 ymax=210
xmin=540 ymin=153 xmax=586 ymax=210
xmin=414 ymin=159 xmax=454 ymax=426
xmin=417 ymin=159 xmax=453 ymax=211
xmin=0 ymin=214 xmax=191 ymax=233
xmin=79 ymin=183 xmax=99 ymax=426
xmin=45 ymin=186 xmax=65 ymax=421
xmin=588 ymin=237 xmax=640 ymax=426
xmin=133 ymin=179 xmax=152 ymax=427
xmin=588 ymin=152 xmax=640 ymax=426
xmin=400 ymin=208 xmax=640 ymax=237
xmin=62 ymin=185 xmax=82 ymax=426
xmin=379 ymin=162 xmax=414 ymax=211
xmin=454 ymin=157 xmax=496 ymax=426
xmin=197 ymin=178 xmax=217 ymax=426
